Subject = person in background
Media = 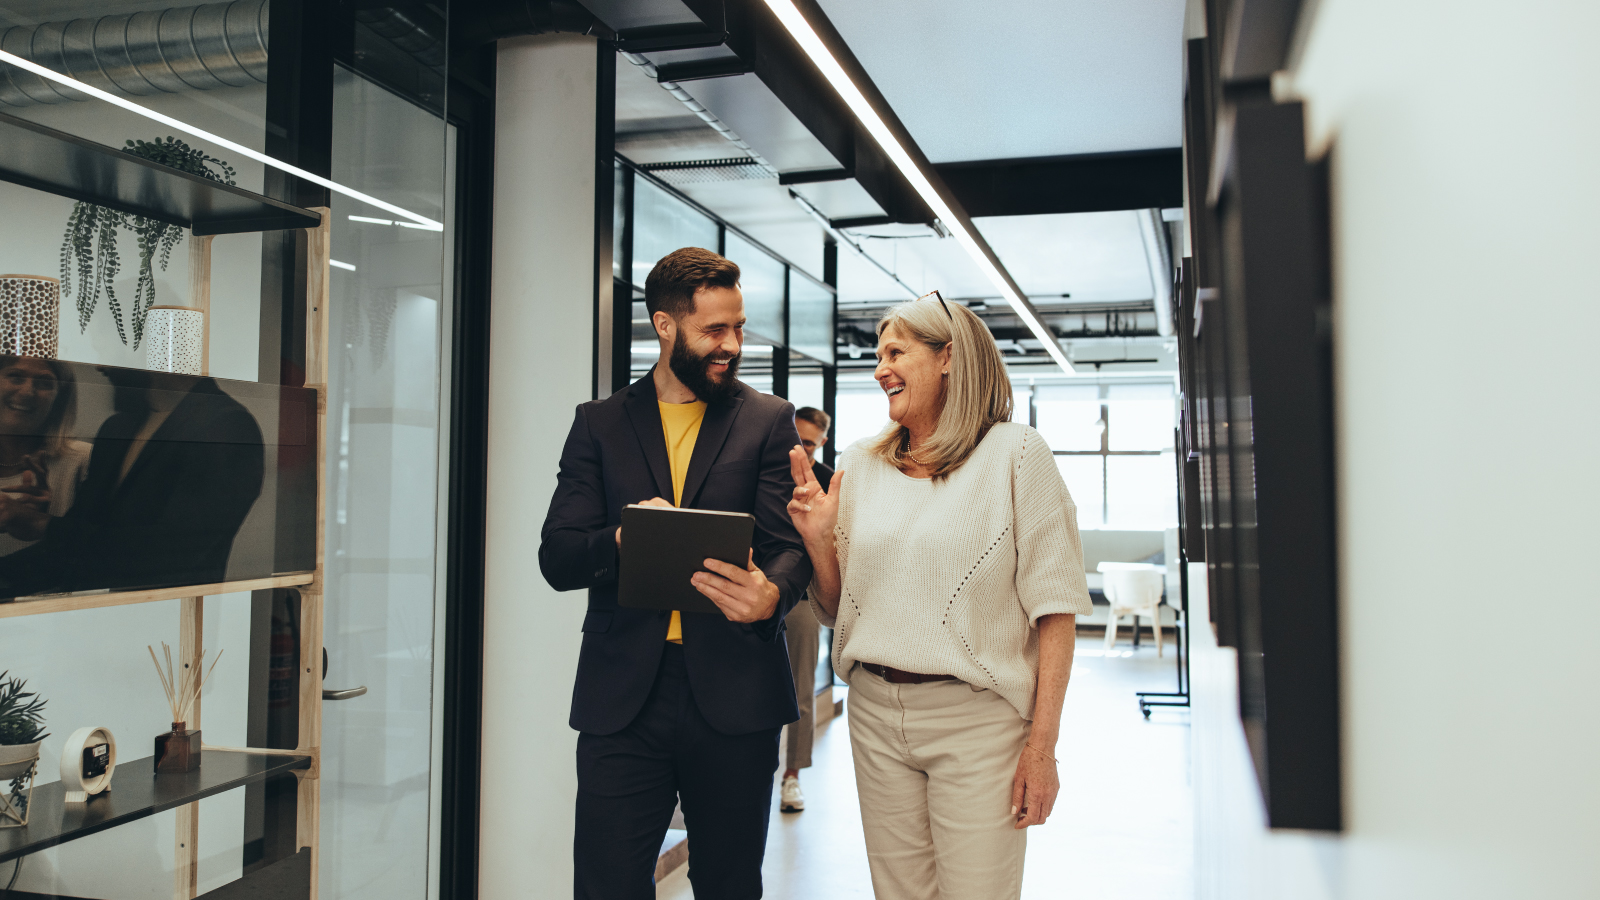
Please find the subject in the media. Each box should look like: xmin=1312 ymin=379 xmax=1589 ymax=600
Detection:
xmin=0 ymin=356 xmax=88 ymax=556
xmin=794 ymin=406 xmax=833 ymax=485
xmin=539 ymin=247 xmax=812 ymax=899
xmin=778 ymin=406 xmax=832 ymax=812
xmin=786 ymin=293 xmax=1092 ymax=900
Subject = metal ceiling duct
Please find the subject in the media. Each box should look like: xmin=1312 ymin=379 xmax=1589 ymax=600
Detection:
xmin=0 ymin=0 xmax=269 ymax=108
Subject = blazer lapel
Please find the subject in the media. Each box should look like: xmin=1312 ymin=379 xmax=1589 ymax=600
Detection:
xmin=680 ymin=387 xmax=744 ymax=509
xmin=623 ymin=372 xmax=674 ymax=502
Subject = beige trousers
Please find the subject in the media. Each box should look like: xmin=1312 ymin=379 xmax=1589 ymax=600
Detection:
xmin=784 ymin=601 xmax=819 ymax=770
xmin=848 ymin=666 xmax=1030 ymax=900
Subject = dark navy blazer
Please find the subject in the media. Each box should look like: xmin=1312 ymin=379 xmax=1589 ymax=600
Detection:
xmin=539 ymin=372 xmax=811 ymax=736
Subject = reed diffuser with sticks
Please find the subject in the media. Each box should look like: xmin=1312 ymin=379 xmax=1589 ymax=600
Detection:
xmin=148 ymin=642 xmax=221 ymax=773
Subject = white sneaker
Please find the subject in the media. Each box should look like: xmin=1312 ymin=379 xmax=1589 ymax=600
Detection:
xmin=780 ymin=775 xmax=805 ymax=812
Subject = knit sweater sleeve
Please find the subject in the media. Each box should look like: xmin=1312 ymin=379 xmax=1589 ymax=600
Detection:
xmin=1013 ymin=426 xmax=1094 ymax=624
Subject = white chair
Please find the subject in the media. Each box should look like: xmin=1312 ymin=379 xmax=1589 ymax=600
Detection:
xmin=1098 ymin=563 xmax=1166 ymax=656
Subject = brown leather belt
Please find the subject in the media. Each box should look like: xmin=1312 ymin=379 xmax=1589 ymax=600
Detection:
xmin=861 ymin=663 xmax=956 ymax=685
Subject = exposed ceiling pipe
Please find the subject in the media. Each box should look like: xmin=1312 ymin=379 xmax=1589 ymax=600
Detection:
xmin=0 ymin=0 xmax=268 ymax=108
xmin=1138 ymin=207 xmax=1176 ymax=337
xmin=619 ymin=51 xmax=779 ymax=179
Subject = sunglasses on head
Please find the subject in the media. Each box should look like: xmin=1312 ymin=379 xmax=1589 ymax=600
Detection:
xmin=916 ymin=289 xmax=954 ymax=321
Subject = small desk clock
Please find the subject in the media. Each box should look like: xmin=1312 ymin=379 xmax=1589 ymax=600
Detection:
xmin=60 ymin=726 xmax=116 ymax=803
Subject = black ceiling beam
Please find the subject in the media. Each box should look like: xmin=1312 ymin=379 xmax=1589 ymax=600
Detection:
xmin=452 ymin=0 xmax=610 ymax=47
xmin=615 ymin=24 xmax=726 ymax=53
xmin=934 ymin=149 xmax=1184 ymax=218
xmin=654 ymin=55 xmax=752 ymax=82
xmin=778 ymin=167 xmax=852 ymax=185
xmin=829 ymin=214 xmax=894 ymax=229
xmin=675 ymin=0 xmax=934 ymax=225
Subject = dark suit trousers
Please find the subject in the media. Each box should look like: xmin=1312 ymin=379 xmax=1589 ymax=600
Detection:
xmin=574 ymin=643 xmax=780 ymax=899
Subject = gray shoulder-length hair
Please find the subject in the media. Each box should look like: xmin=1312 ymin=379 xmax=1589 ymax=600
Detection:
xmin=868 ymin=296 xmax=1012 ymax=478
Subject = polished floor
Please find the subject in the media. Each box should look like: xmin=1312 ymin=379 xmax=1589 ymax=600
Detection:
xmin=656 ymin=634 xmax=1193 ymax=899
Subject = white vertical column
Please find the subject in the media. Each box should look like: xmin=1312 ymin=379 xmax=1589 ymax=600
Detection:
xmin=479 ymin=33 xmax=599 ymax=900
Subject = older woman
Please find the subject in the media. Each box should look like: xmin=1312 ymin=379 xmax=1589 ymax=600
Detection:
xmin=786 ymin=294 xmax=1091 ymax=899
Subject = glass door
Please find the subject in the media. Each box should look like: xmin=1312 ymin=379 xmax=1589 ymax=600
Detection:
xmin=317 ymin=66 xmax=453 ymax=900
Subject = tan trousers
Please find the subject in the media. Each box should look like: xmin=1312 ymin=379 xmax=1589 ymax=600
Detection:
xmin=784 ymin=601 xmax=819 ymax=770
xmin=848 ymin=666 xmax=1030 ymax=900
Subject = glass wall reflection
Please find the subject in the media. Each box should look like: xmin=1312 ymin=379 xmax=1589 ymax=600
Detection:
xmin=0 ymin=359 xmax=315 ymax=600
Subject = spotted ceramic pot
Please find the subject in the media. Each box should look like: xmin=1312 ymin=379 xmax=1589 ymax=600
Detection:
xmin=0 ymin=274 xmax=60 ymax=359
xmin=145 ymin=306 xmax=205 ymax=375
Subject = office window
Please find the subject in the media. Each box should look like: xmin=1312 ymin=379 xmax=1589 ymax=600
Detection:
xmin=724 ymin=231 xmax=785 ymax=345
xmin=1107 ymin=383 xmax=1175 ymax=450
xmin=1035 ymin=385 xmax=1102 ymax=451
xmin=789 ymin=272 xmax=834 ymax=364
xmin=1056 ymin=455 xmax=1106 ymax=529
xmin=834 ymin=386 xmax=891 ymax=454
xmin=1029 ymin=382 xmax=1177 ymax=529
xmin=632 ymin=176 xmax=718 ymax=288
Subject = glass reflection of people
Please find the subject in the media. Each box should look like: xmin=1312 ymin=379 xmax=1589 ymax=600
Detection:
xmin=1 ymin=367 xmax=264 ymax=596
xmin=0 ymin=356 xmax=90 ymax=555
xmin=778 ymin=406 xmax=833 ymax=814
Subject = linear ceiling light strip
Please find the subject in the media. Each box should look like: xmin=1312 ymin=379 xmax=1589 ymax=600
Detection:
xmin=759 ymin=0 xmax=1072 ymax=373
xmin=0 ymin=50 xmax=443 ymax=231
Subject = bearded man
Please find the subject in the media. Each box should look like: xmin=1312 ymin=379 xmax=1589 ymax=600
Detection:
xmin=539 ymin=246 xmax=811 ymax=899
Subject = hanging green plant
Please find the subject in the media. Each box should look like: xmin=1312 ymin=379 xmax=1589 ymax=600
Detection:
xmin=59 ymin=136 xmax=236 ymax=349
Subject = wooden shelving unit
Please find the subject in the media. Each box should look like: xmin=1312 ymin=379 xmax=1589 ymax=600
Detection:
xmin=0 ymin=195 xmax=333 ymax=900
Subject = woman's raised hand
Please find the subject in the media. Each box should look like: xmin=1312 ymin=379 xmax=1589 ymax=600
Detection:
xmin=786 ymin=445 xmax=841 ymax=547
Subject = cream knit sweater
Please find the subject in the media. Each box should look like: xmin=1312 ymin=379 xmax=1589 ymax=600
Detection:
xmin=812 ymin=422 xmax=1093 ymax=720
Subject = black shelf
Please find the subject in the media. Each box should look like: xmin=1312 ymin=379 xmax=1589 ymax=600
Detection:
xmin=0 ymin=110 xmax=322 ymax=236
xmin=0 ymin=750 xmax=311 ymax=863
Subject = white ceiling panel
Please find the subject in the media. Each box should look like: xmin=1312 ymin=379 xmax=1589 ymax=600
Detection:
xmin=816 ymin=0 xmax=1185 ymax=162
xmin=789 ymin=179 xmax=885 ymax=221
xmin=975 ymin=211 xmax=1155 ymax=303
xmin=675 ymin=73 xmax=840 ymax=170
xmin=838 ymin=228 xmax=991 ymax=303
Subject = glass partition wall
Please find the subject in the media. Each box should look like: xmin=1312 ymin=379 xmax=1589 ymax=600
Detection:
xmin=0 ymin=5 xmax=457 ymax=900
xmin=613 ymin=159 xmax=837 ymax=397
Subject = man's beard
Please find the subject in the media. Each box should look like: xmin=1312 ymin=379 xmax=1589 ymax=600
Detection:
xmin=669 ymin=337 xmax=741 ymax=403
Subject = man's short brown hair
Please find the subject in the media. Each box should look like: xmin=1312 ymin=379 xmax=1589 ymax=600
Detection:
xmin=795 ymin=407 xmax=831 ymax=432
xmin=644 ymin=247 xmax=741 ymax=320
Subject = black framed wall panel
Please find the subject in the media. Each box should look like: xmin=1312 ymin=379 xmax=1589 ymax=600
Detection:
xmin=1213 ymin=98 xmax=1340 ymax=831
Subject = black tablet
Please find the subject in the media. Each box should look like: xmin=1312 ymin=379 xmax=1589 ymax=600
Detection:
xmin=617 ymin=505 xmax=756 ymax=614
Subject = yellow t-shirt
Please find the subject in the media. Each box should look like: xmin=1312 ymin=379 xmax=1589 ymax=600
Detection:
xmin=658 ymin=400 xmax=706 ymax=643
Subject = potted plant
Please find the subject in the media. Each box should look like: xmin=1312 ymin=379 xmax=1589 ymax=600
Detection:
xmin=59 ymin=136 xmax=236 ymax=349
xmin=0 ymin=671 xmax=48 ymax=826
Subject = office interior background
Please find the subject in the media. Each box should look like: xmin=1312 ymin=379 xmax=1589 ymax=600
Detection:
xmin=0 ymin=0 xmax=1592 ymax=899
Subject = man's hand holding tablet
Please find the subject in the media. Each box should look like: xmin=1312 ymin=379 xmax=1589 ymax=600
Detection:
xmin=693 ymin=550 xmax=780 ymax=623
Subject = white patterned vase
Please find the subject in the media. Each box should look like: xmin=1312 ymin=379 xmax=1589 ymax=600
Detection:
xmin=145 ymin=307 xmax=205 ymax=375
xmin=0 ymin=274 xmax=60 ymax=358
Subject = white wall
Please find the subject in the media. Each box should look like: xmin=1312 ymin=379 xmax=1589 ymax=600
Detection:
xmin=1194 ymin=2 xmax=1600 ymax=898
xmin=478 ymin=33 xmax=599 ymax=900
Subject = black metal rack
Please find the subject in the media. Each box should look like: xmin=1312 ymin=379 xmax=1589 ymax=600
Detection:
xmin=1137 ymin=550 xmax=1192 ymax=718
xmin=0 ymin=110 xmax=322 ymax=236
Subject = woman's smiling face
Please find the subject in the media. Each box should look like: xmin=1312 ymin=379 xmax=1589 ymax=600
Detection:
xmin=874 ymin=325 xmax=949 ymax=432
xmin=0 ymin=358 xmax=59 ymax=436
